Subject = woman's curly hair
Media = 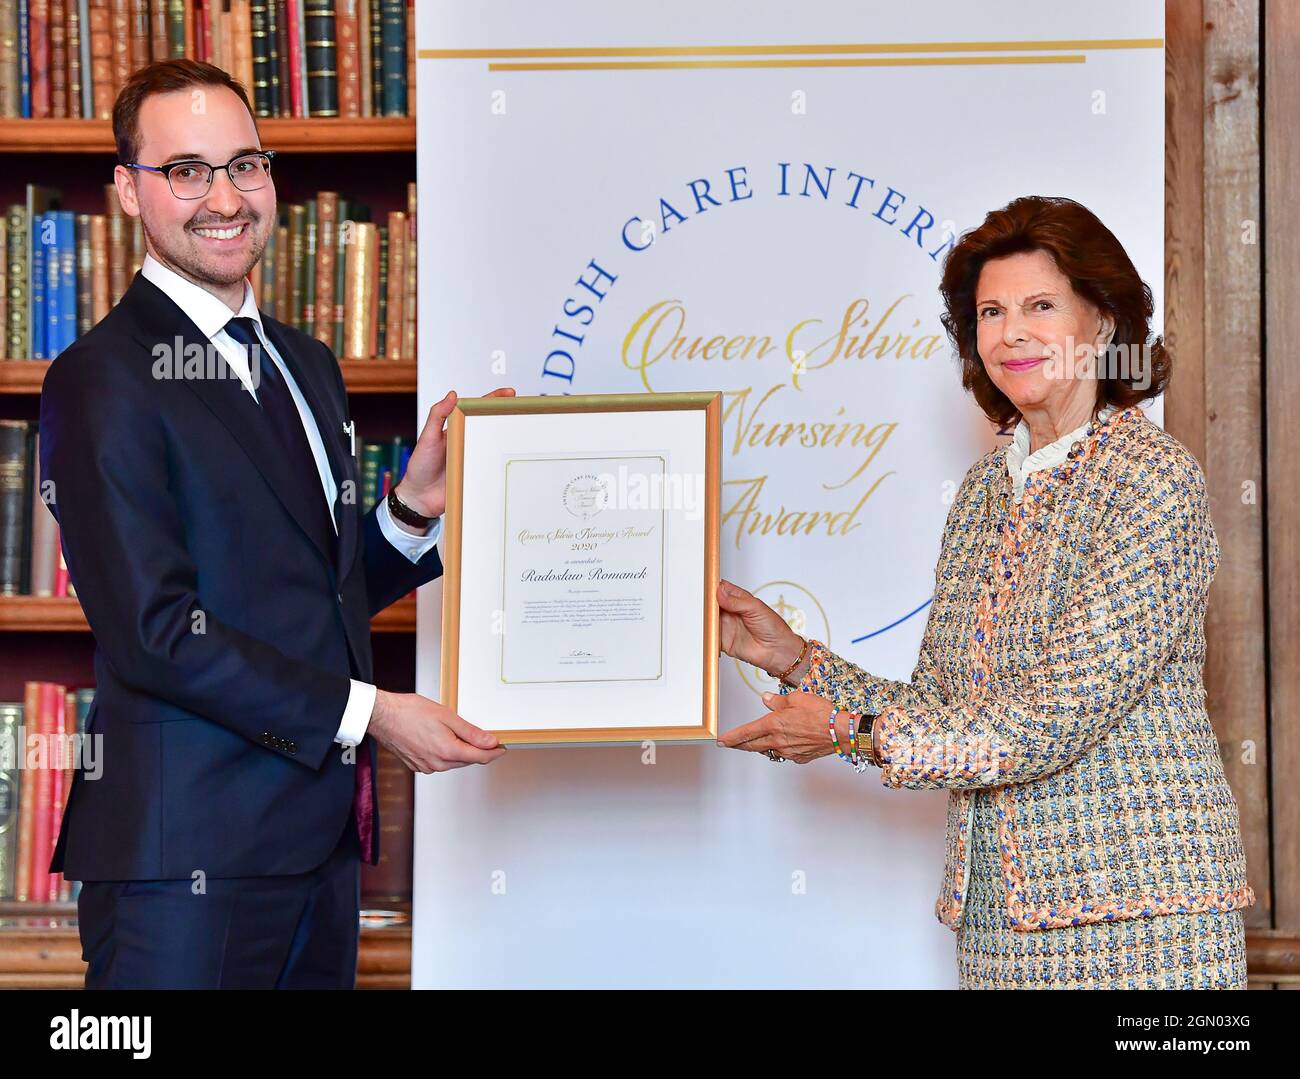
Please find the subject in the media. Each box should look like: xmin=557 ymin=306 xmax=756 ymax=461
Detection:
xmin=938 ymin=195 xmax=1170 ymax=428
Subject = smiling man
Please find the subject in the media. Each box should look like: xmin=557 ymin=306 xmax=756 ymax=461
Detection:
xmin=38 ymin=59 xmax=509 ymax=989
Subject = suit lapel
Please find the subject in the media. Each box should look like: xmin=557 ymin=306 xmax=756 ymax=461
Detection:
xmin=123 ymin=273 xmax=353 ymax=580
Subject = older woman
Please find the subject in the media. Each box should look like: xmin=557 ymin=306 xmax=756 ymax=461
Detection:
xmin=717 ymin=195 xmax=1256 ymax=990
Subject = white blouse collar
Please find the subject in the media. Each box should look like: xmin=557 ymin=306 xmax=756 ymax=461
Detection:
xmin=1006 ymin=403 xmax=1118 ymax=500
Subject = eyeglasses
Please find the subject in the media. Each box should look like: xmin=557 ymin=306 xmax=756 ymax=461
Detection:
xmin=124 ymin=150 xmax=277 ymax=200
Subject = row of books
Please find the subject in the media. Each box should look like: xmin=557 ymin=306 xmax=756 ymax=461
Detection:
xmin=251 ymin=181 xmax=418 ymax=360
xmin=0 ymin=683 xmax=95 ymax=902
xmin=1 ymin=683 xmax=414 ymax=907
xmin=2 ymin=184 xmax=141 ymax=360
xmin=0 ymin=0 xmax=414 ymax=120
xmin=0 ymin=420 xmax=413 ymax=595
xmin=1 ymin=180 xmax=417 ymax=360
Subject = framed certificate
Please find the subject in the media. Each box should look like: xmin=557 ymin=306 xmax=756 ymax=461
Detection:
xmin=440 ymin=392 xmax=721 ymax=745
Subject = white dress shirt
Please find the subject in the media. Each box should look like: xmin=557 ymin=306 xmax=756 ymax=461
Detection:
xmin=141 ymin=254 xmax=440 ymax=746
xmin=1005 ymin=402 xmax=1118 ymax=502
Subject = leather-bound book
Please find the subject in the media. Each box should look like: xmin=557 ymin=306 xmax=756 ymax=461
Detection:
xmin=314 ymin=191 xmax=338 ymax=345
xmin=335 ymin=0 xmax=359 ymax=117
xmin=342 ymin=220 xmax=375 ymax=359
xmin=304 ymin=0 xmax=337 ymax=117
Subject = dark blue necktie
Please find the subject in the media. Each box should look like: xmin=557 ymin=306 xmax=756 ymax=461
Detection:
xmin=223 ymin=316 xmax=338 ymax=564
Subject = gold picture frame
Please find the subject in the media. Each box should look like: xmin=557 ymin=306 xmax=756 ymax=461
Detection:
xmin=440 ymin=391 xmax=722 ymax=745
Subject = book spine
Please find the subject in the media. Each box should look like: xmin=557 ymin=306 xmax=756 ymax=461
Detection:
xmin=287 ymin=202 xmax=304 ymax=331
xmin=194 ymin=0 xmax=206 ymax=61
xmin=74 ymin=212 xmax=91 ymax=336
xmin=165 ymin=0 xmax=183 ymax=56
xmin=109 ymin=0 xmax=131 ymax=108
xmin=364 ymin=214 xmax=377 ymax=357
xmin=355 ymin=0 xmax=369 ymax=116
xmin=5 ymin=204 xmax=26 ymax=357
xmin=88 ymin=0 xmax=112 ymax=119
xmin=273 ymin=221 xmax=288 ymax=321
xmin=0 ymin=704 xmax=22 ymax=900
xmin=30 ymin=214 xmax=45 ymax=360
xmin=17 ymin=0 xmax=28 ymax=117
xmin=367 ymin=0 xmax=379 ymax=113
xmin=258 ymin=211 xmax=276 ymax=310
xmin=54 ymin=542 xmax=70 ymax=596
xmin=28 ymin=0 xmax=49 ymax=117
xmin=231 ymin=0 xmax=253 ymax=98
xmin=273 ymin=0 xmax=288 ymax=116
xmin=89 ymin=212 xmax=107 ymax=323
xmin=57 ymin=210 xmax=75 ymax=354
xmin=378 ymin=0 xmax=401 ymax=116
xmin=249 ymin=0 xmax=271 ymax=116
xmin=129 ymin=0 xmax=147 ymax=66
xmin=29 ymin=429 xmax=56 ymax=596
xmin=14 ymin=682 xmax=38 ymax=900
xmin=0 ymin=421 xmax=29 ymax=595
xmin=335 ymin=0 xmax=357 ymax=117
xmin=49 ymin=0 xmax=69 ymax=119
xmin=314 ymin=191 xmax=338 ymax=345
xmin=46 ymin=685 xmax=67 ymax=901
xmin=342 ymin=219 xmax=373 ymax=360
xmin=0 ymin=211 xmax=6 ymax=358
xmin=374 ymin=223 xmax=385 ymax=357
xmin=332 ymin=199 xmax=345 ymax=353
xmin=0 ymin=0 xmax=18 ymax=118
xmin=403 ymin=180 xmax=415 ymax=359
xmin=43 ymin=214 xmax=59 ymax=358
xmin=68 ymin=0 xmax=86 ymax=117
xmin=303 ymin=0 xmax=336 ymax=117
xmin=148 ymin=0 xmax=166 ymax=59
xmin=284 ymin=0 xmax=301 ymax=117
xmin=27 ymin=683 xmax=54 ymax=902
xmin=383 ymin=210 xmax=403 ymax=360
xmin=105 ymin=182 xmax=126 ymax=304
xmin=302 ymin=197 xmax=316 ymax=330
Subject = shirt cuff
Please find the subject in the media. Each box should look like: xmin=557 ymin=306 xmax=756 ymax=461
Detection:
xmin=336 ymin=679 xmax=378 ymax=746
xmin=376 ymin=496 xmax=442 ymax=563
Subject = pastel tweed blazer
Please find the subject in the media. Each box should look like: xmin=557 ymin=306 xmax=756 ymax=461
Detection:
xmin=786 ymin=406 xmax=1257 ymax=933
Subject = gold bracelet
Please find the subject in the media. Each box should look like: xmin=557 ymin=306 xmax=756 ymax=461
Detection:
xmin=774 ymin=635 xmax=810 ymax=686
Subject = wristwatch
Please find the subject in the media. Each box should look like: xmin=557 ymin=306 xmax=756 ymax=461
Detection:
xmin=387 ymin=487 xmax=434 ymax=529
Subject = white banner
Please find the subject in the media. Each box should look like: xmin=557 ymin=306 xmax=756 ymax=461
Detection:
xmin=412 ymin=0 xmax=1164 ymax=988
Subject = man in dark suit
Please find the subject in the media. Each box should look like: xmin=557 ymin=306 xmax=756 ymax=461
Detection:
xmin=39 ymin=59 xmax=508 ymax=989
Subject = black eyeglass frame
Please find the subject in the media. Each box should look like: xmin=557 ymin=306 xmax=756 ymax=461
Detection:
xmin=123 ymin=149 xmax=278 ymax=199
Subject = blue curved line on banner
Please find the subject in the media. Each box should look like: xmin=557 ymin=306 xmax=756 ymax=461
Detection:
xmin=850 ymin=597 xmax=933 ymax=645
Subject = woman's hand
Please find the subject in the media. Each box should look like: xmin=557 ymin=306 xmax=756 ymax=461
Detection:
xmin=394 ymin=387 xmax=517 ymax=519
xmin=717 ymin=690 xmax=842 ymax=764
xmin=717 ymin=579 xmax=804 ymax=676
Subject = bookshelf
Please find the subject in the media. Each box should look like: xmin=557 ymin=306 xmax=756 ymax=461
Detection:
xmin=0 ymin=117 xmax=417 ymax=154
xmin=1 ymin=9 xmax=424 ymax=983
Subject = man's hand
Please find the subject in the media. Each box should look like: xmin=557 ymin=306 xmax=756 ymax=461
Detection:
xmin=367 ymin=689 xmax=507 ymax=772
xmin=393 ymin=387 xmax=517 ymax=521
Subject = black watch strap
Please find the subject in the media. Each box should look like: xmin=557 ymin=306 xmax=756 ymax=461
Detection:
xmin=387 ymin=487 xmax=433 ymax=528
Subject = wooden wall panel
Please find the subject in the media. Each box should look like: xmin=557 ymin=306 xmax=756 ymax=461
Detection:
xmin=1264 ymin=0 xmax=1300 ymax=934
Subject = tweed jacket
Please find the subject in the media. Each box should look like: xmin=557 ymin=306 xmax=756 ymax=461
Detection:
xmin=784 ymin=406 xmax=1256 ymax=933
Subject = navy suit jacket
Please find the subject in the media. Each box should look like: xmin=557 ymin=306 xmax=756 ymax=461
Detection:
xmin=38 ymin=271 xmax=442 ymax=881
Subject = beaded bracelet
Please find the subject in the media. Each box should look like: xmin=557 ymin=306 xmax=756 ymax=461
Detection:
xmin=847 ymin=712 xmax=870 ymax=774
xmin=828 ymin=706 xmax=849 ymax=762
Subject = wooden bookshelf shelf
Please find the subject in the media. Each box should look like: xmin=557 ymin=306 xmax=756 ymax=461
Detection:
xmin=0 ymin=920 xmax=413 ymax=989
xmin=337 ymin=359 xmax=418 ymax=393
xmin=0 ymin=593 xmax=417 ymax=632
xmin=1 ymin=358 xmax=416 ymax=395
xmin=0 ymin=117 xmax=415 ymax=154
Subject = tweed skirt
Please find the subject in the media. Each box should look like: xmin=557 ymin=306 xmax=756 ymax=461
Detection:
xmin=955 ymin=790 xmax=1249 ymax=989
